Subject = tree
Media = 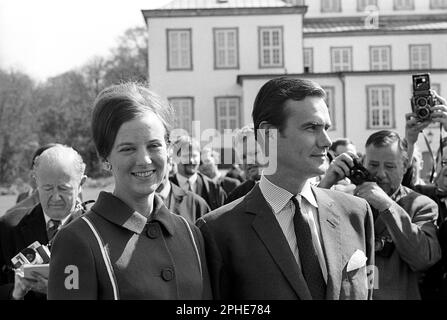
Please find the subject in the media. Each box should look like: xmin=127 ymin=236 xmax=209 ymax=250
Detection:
xmin=0 ymin=69 xmax=37 ymax=183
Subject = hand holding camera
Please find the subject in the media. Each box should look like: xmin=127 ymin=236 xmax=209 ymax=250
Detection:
xmin=408 ymin=73 xmax=447 ymax=131
xmin=318 ymin=151 xmax=357 ymax=188
xmin=10 ymin=241 xmax=50 ymax=299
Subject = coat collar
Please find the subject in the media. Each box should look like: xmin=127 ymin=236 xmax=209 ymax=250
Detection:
xmin=91 ymin=192 xmax=175 ymax=236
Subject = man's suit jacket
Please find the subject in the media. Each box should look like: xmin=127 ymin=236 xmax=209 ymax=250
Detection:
xmin=170 ymin=172 xmax=227 ymax=210
xmin=0 ymin=203 xmax=82 ymax=300
xmin=197 ymin=184 xmax=375 ymax=300
xmin=373 ymin=186 xmax=441 ymax=300
xmin=165 ymin=182 xmax=211 ymax=223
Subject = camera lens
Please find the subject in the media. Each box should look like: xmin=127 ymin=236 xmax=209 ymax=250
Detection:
xmin=417 ymin=106 xmax=430 ymax=119
xmin=417 ymin=97 xmax=428 ymax=107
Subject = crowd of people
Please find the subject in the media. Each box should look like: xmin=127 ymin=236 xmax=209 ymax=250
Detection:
xmin=0 ymin=76 xmax=446 ymax=300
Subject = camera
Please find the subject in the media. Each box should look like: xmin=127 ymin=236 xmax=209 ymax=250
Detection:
xmin=411 ymin=73 xmax=437 ymax=121
xmin=348 ymin=158 xmax=376 ymax=186
xmin=10 ymin=241 xmax=50 ymax=270
xmin=375 ymin=236 xmax=395 ymax=258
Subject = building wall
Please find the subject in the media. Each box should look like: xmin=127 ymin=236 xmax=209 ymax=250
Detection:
xmin=304 ymin=0 xmax=447 ymax=18
xmin=147 ymin=13 xmax=304 ymax=131
xmin=304 ymin=33 xmax=447 ymax=73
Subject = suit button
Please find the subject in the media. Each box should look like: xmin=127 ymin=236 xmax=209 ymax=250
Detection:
xmin=146 ymin=224 xmax=159 ymax=239
xmin=161 ymin=268 xmax=174 ymax=281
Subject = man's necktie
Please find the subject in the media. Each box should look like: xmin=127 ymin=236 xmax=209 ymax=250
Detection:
xmin=47 ymin=219 xmax=61 ymax=242
xmin=291 ymin=197 xmax=326 ymax=300
xmin=187 ymin=180 xmax=193 ymax=192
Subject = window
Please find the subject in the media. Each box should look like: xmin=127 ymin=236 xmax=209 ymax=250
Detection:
xmin=214 ymin=28 xmax=239 ymax=69
xmin=431 ymin=0 xmax=447 ymax=9
xmin=321 ymin=0 xmax=342 ymax=12
xmin=394 ymin=0 xmax=414 ymax=10
xmin=167 ymin=29 xmax=192 ymax=70
xmin=303 ymin=48 xmax=313 ymax=73
xmin=331 ymin=47 xmax=353 ymax=72
xmin=370 ymin=46 xmax=391 ymax=70
xmin=322 ymin=86 xmax=336 ymax=130
xmin=169 ymin=98 xmax=194 ymax=134
xmin=215 ymin=97 xmax=240 ymax=133
xmin=259 ymin=27 xmax=283 ymax=68
xmin=358 ymin=0 xmax=378 ymax=11
xmin=367 ymin=86 xmax=395 ymax=129
xmin=410 ymin=45 xmax=431 ymax=69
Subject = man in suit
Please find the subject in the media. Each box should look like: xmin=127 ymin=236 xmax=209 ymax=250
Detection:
xmin=320 ymin=130 xmax=441 ymax=299
xmin=0 ymin=145 xmax=86 ymax=300
xmin=170 ymin=136 xmax=226 ymax=210
xmin=199 ymin=147 xmax=240 ymax=196
xmin=225 ymin=125 xmax=263 ymax=204
xmin=157 ymin=154 xmax=210 ymax=223
xmin=197 ymin=77 xmax=375 ymax=300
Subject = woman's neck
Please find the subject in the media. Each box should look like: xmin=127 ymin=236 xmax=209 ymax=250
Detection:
xmin=113 ymin=189 xmax=155 ymax=218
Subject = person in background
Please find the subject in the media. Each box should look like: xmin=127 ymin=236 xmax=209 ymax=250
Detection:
xmin=0 ymin=145 xmax=87 ymax=300
xmin=199 ymin=147 xmax=240 ymax=196
xmin=321 ymin=130 xmax=441 ymax=299
xmin=225 ymin=164 xmax=244 ymax=183
xmin=170 ymin=136 xmax=226 ymax=210
xmin=404 ymin=94 xmax=447 ymax=299
xmin=157 ymin=151 xmax=210 ymax=223
xmin=198 ymin=77 xmax=374 ymax=300
xmin=225 ymin=124 xmax=264 ymax=204
xmin=48 ymin=82 xmax=211 ymax=300
xmin=14 ymin=143 xmax=59 ymax=207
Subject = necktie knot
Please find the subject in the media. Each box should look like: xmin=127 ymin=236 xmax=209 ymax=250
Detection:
xmin=47 ymin=219 xmax=61 ymax=242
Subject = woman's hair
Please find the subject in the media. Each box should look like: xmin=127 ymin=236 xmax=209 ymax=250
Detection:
xmin=91 ymin=82 xmax=174 ymax=160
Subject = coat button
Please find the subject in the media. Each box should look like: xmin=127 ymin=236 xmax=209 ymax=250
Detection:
xmin=161 ymin=268 xmax=174 ymax=281
xmin=146 ymin=224 xmax=159 ymax=239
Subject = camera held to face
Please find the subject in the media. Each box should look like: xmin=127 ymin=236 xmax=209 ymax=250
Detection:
xmin=411 ymin=73 xmax=437 ymax=121
xmin=349 ymin=158 xmax=376 ymax=186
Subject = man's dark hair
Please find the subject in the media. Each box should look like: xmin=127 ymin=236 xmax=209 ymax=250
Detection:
xmin=329 ymin=138 xmax=354 ymax=153
xmin=365 ymin=130 xmax=408 ymax=163
xmin=252 ymin=77 xmax=326 ymax=139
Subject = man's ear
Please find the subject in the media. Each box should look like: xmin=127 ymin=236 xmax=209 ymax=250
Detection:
xmin=79 ymin=175 xmax=87 ymax=187
xmin=258 ymin=121 xmax=277 ymax=141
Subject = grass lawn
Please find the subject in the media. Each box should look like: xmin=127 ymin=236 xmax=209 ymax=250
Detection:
xmin=0 ymin=185 xmax=114 ymax=218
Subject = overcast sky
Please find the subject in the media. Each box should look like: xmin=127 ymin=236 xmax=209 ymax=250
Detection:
xmin=0 ymin=0 xmax=171 ymax=81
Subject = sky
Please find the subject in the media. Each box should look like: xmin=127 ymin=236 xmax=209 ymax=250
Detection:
xmin=0 ymin=0 xmax=172 ymax=81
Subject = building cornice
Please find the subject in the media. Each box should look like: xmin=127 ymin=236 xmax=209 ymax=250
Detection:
xmin=237 ymin=69 xmax=447 ymax=85
xmin=142 ymin=6 xmax=307 ymax=19
xmin=304 ymin=28 xmax=447 ymax=38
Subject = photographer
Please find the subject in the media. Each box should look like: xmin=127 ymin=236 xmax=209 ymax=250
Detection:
xmin=320 ymin=130 xmax=441 ymax=299
xmin=0 ymin=145 xmax=86 ymax=300
xmin=404 ymin=91 xmax=447 ymax=299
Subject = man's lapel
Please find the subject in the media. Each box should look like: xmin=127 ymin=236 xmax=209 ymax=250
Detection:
xmin=247 ymin=185 xmax=312 ymax=300
xmin=312 ymin=187 xmax=342 ymax=300
xmin=19 ymin=204 xmax=48 ymax=246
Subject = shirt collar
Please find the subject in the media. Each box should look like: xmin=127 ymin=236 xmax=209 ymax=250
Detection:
xmin=91 ymin=192 xmax=175 ymax=236
xmin=259 ymin=174 xmax=318 ymax=214
xmin=176 ymin=172 xmax=198 ymax=187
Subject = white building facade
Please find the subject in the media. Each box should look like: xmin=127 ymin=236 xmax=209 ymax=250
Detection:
xmin=143 ymin=0 xmax=447 ymax=172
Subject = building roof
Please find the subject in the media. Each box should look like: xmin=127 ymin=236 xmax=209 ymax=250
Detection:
xmin=304 ymin=19 xmax=447 ymax=36
xmin=160 ymin=0 xmax=293 ymax=10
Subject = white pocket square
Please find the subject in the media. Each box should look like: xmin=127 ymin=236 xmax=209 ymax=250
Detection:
xmin=347 ymin=249 xmax=367 ymax=272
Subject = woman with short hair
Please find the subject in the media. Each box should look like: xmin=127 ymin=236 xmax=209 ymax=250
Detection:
xmin=48 ymin=82 xmax=211 ymax=299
